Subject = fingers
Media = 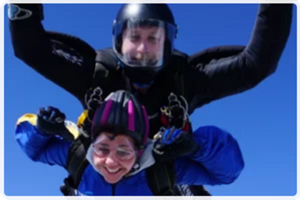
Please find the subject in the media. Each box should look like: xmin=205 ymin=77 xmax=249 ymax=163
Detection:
xmin=37 ymin=107 xmax=46 ymax=117
xmin=85 ymin=87 xmax=102 ymax=111
xmin=161 ymin=127 xmax=182 ymax=145
xmin=49 ymin=108 xmax=65 ymax=124
xmin=155 ymin=128 xmax=187 ymax=153
xmin=38 ymin=106 xmax=66 ymax=124
xmin=153 ymin=127 xmax=197 ymax=160
xmin=37 ymin=106 xmax=52 ymax=121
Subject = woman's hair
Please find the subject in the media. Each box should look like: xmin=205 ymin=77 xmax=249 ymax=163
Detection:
xmin=91 ymin=90 xmax=149 ymax=151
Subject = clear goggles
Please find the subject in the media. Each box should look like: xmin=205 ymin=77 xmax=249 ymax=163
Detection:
xmin=113 ymin=18 xmax=177 ymax=68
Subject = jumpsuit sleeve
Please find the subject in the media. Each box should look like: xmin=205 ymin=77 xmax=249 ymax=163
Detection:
xmin=175 ymin=126 xmax=244 ymax=185
xmin=187 ymin=4 xmax=293 ymax=107
xmin=8 ymin=4 xmax=96 ymax=101
xmin=15 ymin=121 xmax=71 ymax=168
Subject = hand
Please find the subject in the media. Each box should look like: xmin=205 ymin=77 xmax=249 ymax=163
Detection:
xmin=84 ymin=87 xmax=103 ymax=122
xmin=79 ymin=87 xmax=103 ymax=137
xmin=8 ymin=4 xmax=43 ymax=21
xmin=37 ymin=106 xmax=74 ymax=141
xmin=153 ymin=127 xmax=200 ymax=162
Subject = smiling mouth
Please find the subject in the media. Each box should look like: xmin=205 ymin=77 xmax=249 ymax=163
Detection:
xmin=129 ymin=58 xmax=158 ymax=66
xmin=105 ymin=166 xmax=121 ymax=174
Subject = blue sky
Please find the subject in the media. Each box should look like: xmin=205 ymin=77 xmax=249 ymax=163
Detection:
xmin=4 ymin=4 xmax=297 ymax=196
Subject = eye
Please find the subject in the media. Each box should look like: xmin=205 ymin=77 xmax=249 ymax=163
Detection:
xmin=98 ymin=148 xmax=110 ymax=155
xmin=148 ymin=36 xmax=158 ymax=43
xmin=116 ymin=150 xmax=130 ymax=157
xmin=130 ymin=35 xmax=140 ymax=41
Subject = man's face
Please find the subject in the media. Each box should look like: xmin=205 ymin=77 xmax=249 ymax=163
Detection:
xmin=121 ymin=26 xmax=165 ymax=67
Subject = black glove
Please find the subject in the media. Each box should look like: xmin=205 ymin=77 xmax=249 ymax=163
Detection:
xmin=79 ymin=87 xmax=103 ymax=137
xmin=153 ymin=127 xmax=200 ymax=162
xmin=167 ymin=93 xmax=187 ymax=129
xmin=8 ymin=4 xmax=44 ymax=21
xmin=37 ymin=106 xmax=74 ymax=142
xmin=84 ymin=87 xmax=103 ymax=122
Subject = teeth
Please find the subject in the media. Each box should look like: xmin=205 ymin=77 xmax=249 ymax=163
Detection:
xmin=106 ymin=167 xmax=119 ymax=173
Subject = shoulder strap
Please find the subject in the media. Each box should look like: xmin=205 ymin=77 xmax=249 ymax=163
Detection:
xmin=66 ymin=134 xmax=91 ymax=184
xmin=60 ymin=134 xmax=91 ymax=195
xmin=146 ymin=160 xmax=176 ymax=195
xmin=170 ymin=50 xmax=189 ymax=97
xmin=93 ymin=48 xmax=123 ymax=88
xmin=94 ymin=48 xmax=120 ymax=76
xmin=173 ymin=49 xmax=189 ymax=63
xmin=95 ymin=48 xmax=118 ymax=70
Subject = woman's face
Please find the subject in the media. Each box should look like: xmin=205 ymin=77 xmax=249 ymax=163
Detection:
xmin=121 ymin=26 xmax=165 ymax=66
xmin=92 ymin=132 xmax=137 ymax=184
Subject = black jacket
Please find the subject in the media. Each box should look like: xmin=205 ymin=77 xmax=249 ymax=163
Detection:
xmin=9 ymin=4 xmax=293 ymax=135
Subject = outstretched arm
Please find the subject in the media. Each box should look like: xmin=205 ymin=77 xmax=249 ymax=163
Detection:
xmin=9 ymin=4 xmax=96 ymax=101
xmin=187 ymin=4 xmax=293 ymax=107
xmin=175 ymin=126 xmax=244 ymax=185
xmin=15 ymin=121 xmax=70 ymax=168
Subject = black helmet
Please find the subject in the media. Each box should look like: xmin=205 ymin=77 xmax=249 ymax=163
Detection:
xmin=91 ymin=90 xmax=149 ymax=151
xmin=112 ymin=4 xmax=178 ymax=85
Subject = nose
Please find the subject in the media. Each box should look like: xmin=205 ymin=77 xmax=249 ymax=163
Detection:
xmin=105 ymin=153 xmax=118 ymax=166
xmin=137 ymin=41 xmax=148 ymax=54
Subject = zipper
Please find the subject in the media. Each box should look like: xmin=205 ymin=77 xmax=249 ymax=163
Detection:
xmin=111 ymin=175 xmax=130 ymax=195
xmin=112 ymin=184 xmax=116 ymax=196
